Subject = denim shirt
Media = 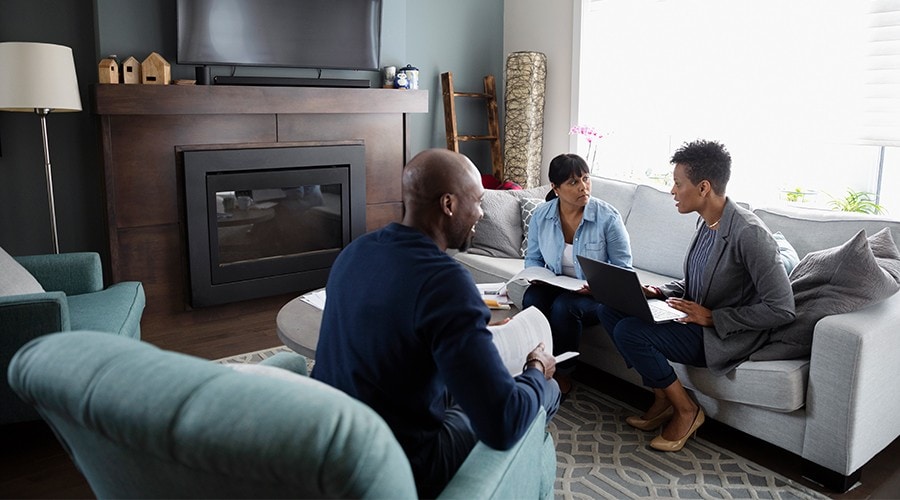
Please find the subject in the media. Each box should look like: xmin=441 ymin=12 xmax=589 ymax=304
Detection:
xmin=524 ymin=197 xmax=632 ymax=279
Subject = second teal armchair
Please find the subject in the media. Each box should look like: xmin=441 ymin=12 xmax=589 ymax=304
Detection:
xmin=1 ymin=252 xmax=144 ymax=424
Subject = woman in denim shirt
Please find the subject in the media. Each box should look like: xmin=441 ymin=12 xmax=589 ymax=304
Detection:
xmin=523 ymin=154 xmax=632 ymax=394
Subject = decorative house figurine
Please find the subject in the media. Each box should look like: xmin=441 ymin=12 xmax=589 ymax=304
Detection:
xmin=141 ymin=51 xmax=170 ymax=85
xmin=121 ymin=56 xmax=141 ymax=84
xmin=98 ymin=56 xmax=119 ymax=84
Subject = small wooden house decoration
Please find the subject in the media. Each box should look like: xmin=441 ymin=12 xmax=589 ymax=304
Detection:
xmin=98 ymin=56 xmax=119 ymax=84
xmin=141 ymin=52 xmax=170 ymax=85
xmin=121 ymin=56 xmax=141 ymax=84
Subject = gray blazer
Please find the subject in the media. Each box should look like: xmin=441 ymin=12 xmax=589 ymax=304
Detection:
xmin=661 ymin=198 xmax=795 ymax=375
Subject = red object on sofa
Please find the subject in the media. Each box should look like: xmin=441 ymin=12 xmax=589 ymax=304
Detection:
xmin=482 ymin=174 xmax=522 ymax=190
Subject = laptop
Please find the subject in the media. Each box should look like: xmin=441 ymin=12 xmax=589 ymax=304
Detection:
xmin=576 ymin=255 xmax=687 ymax=324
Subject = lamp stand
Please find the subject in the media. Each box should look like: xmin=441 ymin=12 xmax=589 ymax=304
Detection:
xmin=36 ymin=108 xmax=60 ymax=254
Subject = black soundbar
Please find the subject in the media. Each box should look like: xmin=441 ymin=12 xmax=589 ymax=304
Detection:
xmin=213 ymin=75 xmax=371 ymax=88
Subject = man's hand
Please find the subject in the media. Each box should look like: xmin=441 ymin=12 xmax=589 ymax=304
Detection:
xmin=524 ymin=342 xmax=556 ymax=380
xmin=488 ymin=317 xmax=511 ymax=327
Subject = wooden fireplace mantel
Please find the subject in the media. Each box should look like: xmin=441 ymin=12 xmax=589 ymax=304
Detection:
xmin=93 ymin=84 xmax=428 ymax=115
xmin=92 ymin=84 xmax=428 ymax=340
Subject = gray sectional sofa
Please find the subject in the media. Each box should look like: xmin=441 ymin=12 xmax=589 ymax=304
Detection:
xmin=454 ymin=176 xmax=900 ymax=491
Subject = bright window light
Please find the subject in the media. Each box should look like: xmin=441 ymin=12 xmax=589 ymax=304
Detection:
xmin=576 ymin=0 xmax=897 ymax=215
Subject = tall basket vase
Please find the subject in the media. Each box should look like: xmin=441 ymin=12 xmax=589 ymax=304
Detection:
xmin=504 ymin=51 xmax=547 ymax=189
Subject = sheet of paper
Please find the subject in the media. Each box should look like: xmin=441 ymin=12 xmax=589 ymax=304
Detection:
xmin=299 ymin=289 xmax=326 ymax=310
xmin=489 ymin=306 xmax=553 ymax=376
xmin=508 ymin=267 xmax=587 ymax=292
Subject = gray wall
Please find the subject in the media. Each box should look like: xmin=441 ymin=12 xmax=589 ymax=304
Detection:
xmin=1 ymin=0 xmax=504 ymax=259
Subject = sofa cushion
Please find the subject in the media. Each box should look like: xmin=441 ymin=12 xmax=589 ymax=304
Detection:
xmin=623 ymin=185 xmax=696 ymax=278
xmin=675 ymin=359 xmax=810 ymax=412
xmin=753 ymin=206 xmax=900 ymax=259
xmin=772 ymin=231 xmax=801 ymax=275
xmin=470 ymin=189 xmax=524 ymax=258
xmin=751 ymin=228 xmax=900 ymax=361
xmin=0 ymin=247 xmax=45 ymax=297
xmin=590 ymin=176 xmax=637 ymax=220
xmin=519 ymin=197 xmax=543 ymax=257
xmin=68 ymin=281 xmax=145 ymax=339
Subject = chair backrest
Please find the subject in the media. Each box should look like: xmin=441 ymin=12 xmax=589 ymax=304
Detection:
xmin=8 ymin=331 xmax=417 ymax=499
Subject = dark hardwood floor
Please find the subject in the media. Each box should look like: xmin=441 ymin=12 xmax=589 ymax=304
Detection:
xmin=2 ymin=303 xmax=898 ymax=499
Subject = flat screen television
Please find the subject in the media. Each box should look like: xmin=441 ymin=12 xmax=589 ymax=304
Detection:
xmin=176 ymin=0 xmax=382 ymax=71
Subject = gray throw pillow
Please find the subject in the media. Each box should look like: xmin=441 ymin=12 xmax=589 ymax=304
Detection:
xmin=751 ymin=228 xmax=900 ymax=361
xmin=469 ymin=189 xmax=525 ymax=258
xmin=772 ymin=231 xmax=800 ymax=276
xmin=0 ymin=246 xmax=45 ymax=297
xmin=519 ymin=197 xmax=544 ymax=257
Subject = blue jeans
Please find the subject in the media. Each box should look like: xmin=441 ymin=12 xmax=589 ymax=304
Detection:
xmin=597 ymin=304 xmax=706 ymax=389
xmin=523 ymin=283 xmax=602 ymax=373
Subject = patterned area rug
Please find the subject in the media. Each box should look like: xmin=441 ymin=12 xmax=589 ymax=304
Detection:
xmin=218 ymin=347 xmax=827 ymax=500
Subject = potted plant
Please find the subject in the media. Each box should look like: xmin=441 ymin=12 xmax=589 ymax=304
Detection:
xmin=827 ymin=189 xmax=886 ymax=215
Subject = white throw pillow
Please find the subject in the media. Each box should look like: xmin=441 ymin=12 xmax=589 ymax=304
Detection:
xmin=0 ymin=247 xmax=45 ymax=297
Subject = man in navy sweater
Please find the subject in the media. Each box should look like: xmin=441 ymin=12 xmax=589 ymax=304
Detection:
xmin=313 ymin=148 xmax=561 ymax=497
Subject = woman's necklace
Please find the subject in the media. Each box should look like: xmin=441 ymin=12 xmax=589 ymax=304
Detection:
xmin=706 ymin=218 xmax=721 ymax=229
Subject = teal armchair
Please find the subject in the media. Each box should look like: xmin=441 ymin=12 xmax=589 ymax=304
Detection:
xmin=1 ymin=252 xmax=144 ymax=424
xmin=9 ymin=331 xmax=556 ymax=499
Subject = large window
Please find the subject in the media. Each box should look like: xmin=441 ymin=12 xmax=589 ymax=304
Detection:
xmin=576 ymin=0 xmax=898 ymax=214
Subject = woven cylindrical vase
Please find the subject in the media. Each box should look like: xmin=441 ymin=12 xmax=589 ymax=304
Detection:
xmin=504 ymin=51 xmax=547 ymax=188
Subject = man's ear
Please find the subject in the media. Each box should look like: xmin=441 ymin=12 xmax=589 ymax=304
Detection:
xmin=440 ymin=193 xmax=454 ymax=216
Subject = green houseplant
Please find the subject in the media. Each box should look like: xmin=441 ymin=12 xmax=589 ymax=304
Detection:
xmin=827 ymin=189 xmax=886 ymax=215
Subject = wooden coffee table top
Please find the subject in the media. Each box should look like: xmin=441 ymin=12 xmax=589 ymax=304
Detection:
xmin=276 ymin=289 xmax=518 ymax=360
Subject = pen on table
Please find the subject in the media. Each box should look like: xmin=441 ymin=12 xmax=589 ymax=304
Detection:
xmin=483 ymin=299 xmax=511 ymax=310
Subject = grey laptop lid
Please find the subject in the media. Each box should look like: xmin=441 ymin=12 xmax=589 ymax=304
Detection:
xmin=576 ymin=255 xmax=686 ymax=324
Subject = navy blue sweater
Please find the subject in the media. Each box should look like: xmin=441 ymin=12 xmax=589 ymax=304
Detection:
xmin=312 ymin=223 xmax=550 ymax=476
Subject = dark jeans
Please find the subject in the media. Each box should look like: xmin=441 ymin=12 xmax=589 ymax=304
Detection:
xmin=523 ymin=283 xmax=602 ymax=373
xmin=597 ymin=304 xmax=706 ymax=389
xmin=417 ymin=384 xmax=561 ymax=498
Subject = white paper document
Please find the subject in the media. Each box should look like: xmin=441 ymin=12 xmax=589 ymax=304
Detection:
xmin=508 ymin=267 xmax=587 ymax=292
xmin=299 ymin=289 xmax=327 ymax=310
xmin=488 ymin=306 xmax=579 ymax=376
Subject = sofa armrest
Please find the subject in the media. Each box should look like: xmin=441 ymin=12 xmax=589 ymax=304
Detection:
xmin=15 ymin=252 xmax=103 ymax=295
xmin=0 ymin=291 xmax=70 ymax=424
xmin=802 ymin=291 xmax=900 ymax=476
xmin=438 ymin=408 xmax=555 ymax=499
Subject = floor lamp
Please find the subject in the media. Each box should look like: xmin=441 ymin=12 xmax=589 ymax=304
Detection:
xmin=0 ymin=42 xmax=83 ymax=254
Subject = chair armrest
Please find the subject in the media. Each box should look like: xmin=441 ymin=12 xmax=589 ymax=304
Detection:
xmin=15 ymin=252 xmax=103 ymax=295
xmin=438 ymin=408 xmax=555 ymax=500
xmin=0 ymin=292 xmax=70 ymax=424
xmin=257 ymin=351 xmax=309 ymax=377
xmin=802 ymin=292 xmax=900 ymax=475
xmin=0 ymin=292 xmax=70 ymax=337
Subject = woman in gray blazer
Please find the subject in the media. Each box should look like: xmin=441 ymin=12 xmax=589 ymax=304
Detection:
xmin=598 ymin=140 xmax=795 ymax=452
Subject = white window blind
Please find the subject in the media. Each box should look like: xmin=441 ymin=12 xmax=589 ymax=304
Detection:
xmin=576 ymin=0 xmax=897 ymax=211
xmin=860 ymin=0 xmax=900 ymax=146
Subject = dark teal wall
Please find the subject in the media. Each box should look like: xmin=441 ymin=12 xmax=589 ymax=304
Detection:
xmin=1 ymin=0 xmax=503 ymax=257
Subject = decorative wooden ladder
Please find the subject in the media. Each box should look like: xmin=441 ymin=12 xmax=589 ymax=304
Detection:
xmin=440 ymin=71 xmax=504 ymax=181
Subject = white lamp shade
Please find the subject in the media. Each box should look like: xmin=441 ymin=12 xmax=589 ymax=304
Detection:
xmin=0 ymin=42 xmax=82 ymax=113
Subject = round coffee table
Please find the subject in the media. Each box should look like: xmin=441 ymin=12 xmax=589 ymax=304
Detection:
xmin=276 ymin=289 xmax=519 ymax=359
xmin=276 ymin=293 xmax=324 ymax=359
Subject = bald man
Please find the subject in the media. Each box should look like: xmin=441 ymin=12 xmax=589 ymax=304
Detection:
xmin=313 ymin=149 xmax=561 ymax=497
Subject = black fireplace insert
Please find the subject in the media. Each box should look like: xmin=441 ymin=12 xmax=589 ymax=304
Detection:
xmin=182 ymin=143 xmax=366 ymax=307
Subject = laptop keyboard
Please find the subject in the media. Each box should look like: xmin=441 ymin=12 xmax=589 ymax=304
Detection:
xmin=649 ymin=302 xmax=685 ymax=321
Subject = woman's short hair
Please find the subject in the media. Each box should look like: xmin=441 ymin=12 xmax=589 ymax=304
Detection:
xmin=546 ymin=153 xmax=590 ymax=201
xmin=670 ymin=140 xmax=731 ymax=195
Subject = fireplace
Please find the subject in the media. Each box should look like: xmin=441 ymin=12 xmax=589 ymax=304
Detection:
xmin=182 ymin=143 xmax=366 ymax=307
